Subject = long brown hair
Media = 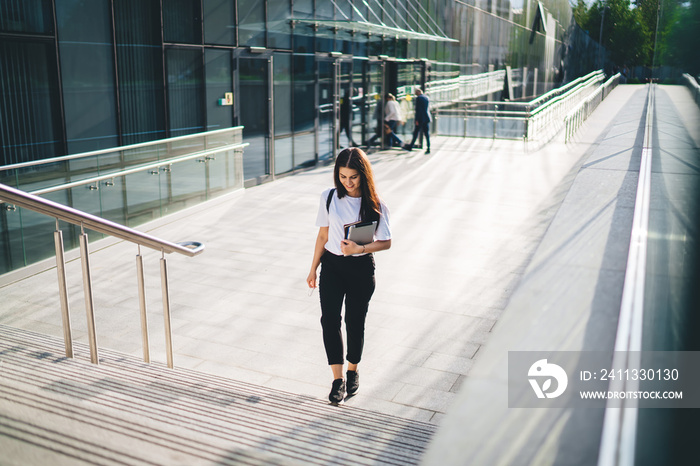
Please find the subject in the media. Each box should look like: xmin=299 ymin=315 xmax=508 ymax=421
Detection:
xmin=334 ymin=148 xmax=381 ymax=223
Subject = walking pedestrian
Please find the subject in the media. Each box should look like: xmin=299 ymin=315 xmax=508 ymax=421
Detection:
xmin=306 ymin=147 xmax=392 ymax=405
xmin=403 ymin=88 xmax=431 ymax=153
xmin=367 ymin=93 xmax=403 ymax=148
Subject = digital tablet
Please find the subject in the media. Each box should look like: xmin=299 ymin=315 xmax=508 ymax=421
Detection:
xmin=344 ymin=220 xmax=377 ymax=246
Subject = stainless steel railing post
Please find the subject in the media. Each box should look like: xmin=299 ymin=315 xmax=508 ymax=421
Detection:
xmin=136 ymin=246 xmax=150 ymax=363
xmin=79 ymin=226 xmax=99 ymax=364
xmin=160 ymin=253 xmax=174 ymax=369
xmin=54 ymin=220 xmax=73 ymax=358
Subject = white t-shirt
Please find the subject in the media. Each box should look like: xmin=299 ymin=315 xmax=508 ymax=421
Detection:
xmin=315 ymin=188 xmax=392 ymax=256
xmin=384 ymin=100 xmax=402 ymax=122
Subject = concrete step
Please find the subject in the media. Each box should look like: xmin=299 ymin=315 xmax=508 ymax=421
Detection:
xmin=0 ymin=324 xmax=435 ymax=465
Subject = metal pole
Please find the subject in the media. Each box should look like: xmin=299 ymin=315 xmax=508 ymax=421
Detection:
xmin=493 ymin=104 xmax=498 ymax=139
xmin=136 ymin=246 xmax=150 ymax=363
xmin=79 ymin=228 xmax=99 ymax=364
xmin=54 ymin=221 xmax=73 ymax=358
xmin=160 ymin=254 xmax=174 ymax=369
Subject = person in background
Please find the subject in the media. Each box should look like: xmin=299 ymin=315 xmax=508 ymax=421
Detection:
xmin=367 ymin=93 xmax=403 ymax=148
xmin=403 ymin=88 xmax=431 ymax=154
xmin=383 ymin=93 xmax=404 ymax=147
xmin=339 ymin=88 xmax=357 ymax=147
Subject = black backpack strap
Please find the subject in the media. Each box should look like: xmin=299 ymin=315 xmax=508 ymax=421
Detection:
xmin=326 ymin=188 xmax=336 ymax=212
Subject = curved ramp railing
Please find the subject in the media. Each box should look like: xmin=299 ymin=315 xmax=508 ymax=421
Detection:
xmin=0 ymin=183 xmax=204 ymax=369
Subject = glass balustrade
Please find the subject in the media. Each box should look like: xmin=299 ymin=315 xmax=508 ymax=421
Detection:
xmin=0 ymin=128 xmax=245 ymax=275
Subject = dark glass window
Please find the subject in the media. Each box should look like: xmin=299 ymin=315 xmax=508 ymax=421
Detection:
xmin=0 ymin=0 xmax=53 ymax=34
xmin=268 ymin=0 xmax=292 ymax=49
xmin=293 ymin=55 xmax=315 ymax=134
xmin=238 ymin=57 xmax=270 ymax=179
xmin=293 ymin=54 xmax=315 ymax=169
xmin=56 ymin=0 xmax=119 ymax=154
xmin=203 ymin=0 xmax=235 ymax=45
xmin=273 ymin=53 xmax=292 ymax=174
xmin=114 ymin=0 xmax=166 ymax=144
xmin=238 ymin=0 xmax=265 ymax=47
xmin=0 ymin=39 xmax=63 ymax=165
xmin=205 ymin=49 xmax=233 ymax=131
xmin=166 ymin=48 xmax=205 ymax=137
xmin=163 ymin=0 xmax=202 ymax=44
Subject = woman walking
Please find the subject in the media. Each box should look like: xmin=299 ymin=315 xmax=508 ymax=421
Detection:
xmin=306 ymin=148 xmax=392 ymax=404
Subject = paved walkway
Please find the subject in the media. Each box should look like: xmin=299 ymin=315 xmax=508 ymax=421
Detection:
xmin=0 ymin=110 xmax=597 ymax=425
xmin=3 ymin=85 xmax=694 ymax=448
xmin=423 ymin=85 xmax=700 ymax=465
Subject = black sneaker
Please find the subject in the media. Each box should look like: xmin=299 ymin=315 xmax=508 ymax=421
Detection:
xmin=329 ymin=378 xmax=346 ymax=405
xmin=346 ymin=370 xmax=359 ymax=396
xmin=425 ymin=149 xmax=431 ymax=154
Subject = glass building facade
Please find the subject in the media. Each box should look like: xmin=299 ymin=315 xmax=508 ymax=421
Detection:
xmin=0 ymin=0 xmax=602 ymax=172
xmin=0 ymin=0 xmax=603 ymax=273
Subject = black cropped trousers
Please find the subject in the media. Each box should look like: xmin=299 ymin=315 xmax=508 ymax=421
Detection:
xmin=319 ymin=250 xmax=376 ymax=365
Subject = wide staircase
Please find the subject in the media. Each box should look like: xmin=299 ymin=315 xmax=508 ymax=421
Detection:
xmin=0 ymin=325 xmax=435 ymax=465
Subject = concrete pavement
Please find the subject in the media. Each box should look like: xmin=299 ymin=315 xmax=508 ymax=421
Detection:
xmin=0 ymin=85 xmax=673 ymax=445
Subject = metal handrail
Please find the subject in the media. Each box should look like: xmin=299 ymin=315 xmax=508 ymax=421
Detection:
xmin=0 ymin=183 xmax=204 ymax=257
xmin=0 ymin=126 xmax=244 ymax=172
xmin=597 ymin=83 xmax=655 ymax=466
xmin=28 ymin=142 xmax=248 ymax=196
xmin=0 ymin=182 xmax=205 ymax=369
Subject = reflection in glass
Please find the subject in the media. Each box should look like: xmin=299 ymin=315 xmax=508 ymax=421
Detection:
xmin=114 ymin=0 xmax=166 ymax=144
xmin=0 ymin=40 xmax=63 ymax=165
xmin=163 ymin=0 xmax=201 ymax=44
xmin=166 ymin=48 xmax=205 ymax=137
xmin=0 ymin=0 xmax=53 ymax=34
xmin=56 ymin=0 xmax=119 ymax=154
xmin=294 ymin=132 xmax=315 ymax=169
xmin=166 ymin=158 xmax=206 ymax=215
xmin=274 ymin=53 xmax=293 ymax=175
xmin=203 ymin=0 xmax=235 ymax=45
xmin=238 ymin=0 xmax=265 ymax=47
xmin=268 ymin=0 xmax=292 ymax=49
xmin=205 ymin=49 xmax=233 ymax=131
xmin=238 ymin=58 xmax=270 ymax=179
xmin=318 ymin=61 xmax=334 ymax=162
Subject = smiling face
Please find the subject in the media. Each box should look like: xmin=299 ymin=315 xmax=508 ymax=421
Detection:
xmin=338 ymin=166 xmax=361 ymax=197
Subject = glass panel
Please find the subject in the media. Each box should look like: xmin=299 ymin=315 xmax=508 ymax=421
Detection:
xmin=294 ymin=54 xmax=316 ymax=168
xmin=238 ymin=57 xmax=269 ymax=180
xmin=163 ymin=158 xmax=207 ymax=215
xmin=0 ymin=39 xmax=63 ymax=165
xmin=293 ymin=132 xmax=315 ymax=169
xmin=125 ymin=170 xmax=162 ymax=226
xmin=338 ymin=61 xmax=356 ymax=148
xmin=0 ymin=206 xmax=26 ymax=274
xmin=205 ymin=49 xmax=233 ymax=132
xmin=351 ymin=60 xmax=364 ymax=145
xmin=274 ymin=54 xmax=293 ymax=175
xmin=56 ymin=0 xmax=119 ymax=154
xmin=293 ymin=55 xmax=315 ymax=135
xmin=166 ymin=48 xmax=205 ymax=137
xmin=70 ymin=184 xmax=104 ymax=242
xmin=238 ymin=0 xmax=265 ymax=47
xmin=318 ymin=61 xmax=334 ymax=162
xmin=114 ymin=0 xmax=166 ymax=145
xmin=163 ymin=0 xmax=202 ymax=44
xmin=0 ymin=0 xmax=53 ymax=34
xmin=363 ymin=62 xmax=383 ymax=147
xmin=206 ymin=150 xmax=230 ymax=195
xmin=99 ymin=176 xmax=127 ymax=226
xmin=268 ymin=0 xmax=292 ymax=50
xmin=274 ymin=137 xmax=293 ymax=174
xmin=203 ymin=0 xmax=235 ymax=45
